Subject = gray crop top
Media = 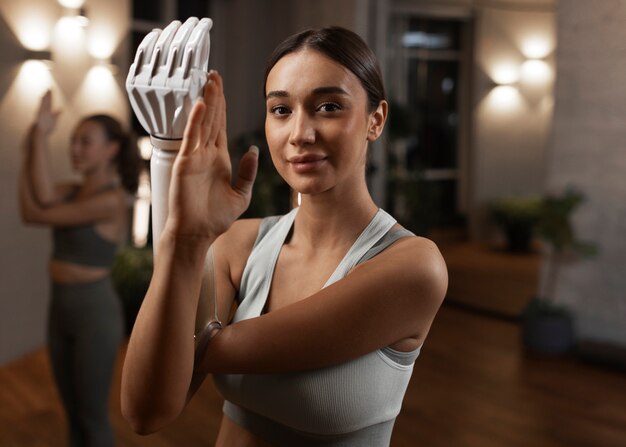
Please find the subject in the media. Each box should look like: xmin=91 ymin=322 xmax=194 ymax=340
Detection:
xmin=51 ymin=186 xmax=118 ymax=268
xmin=213 ymin=208 xmax=421 ymax=446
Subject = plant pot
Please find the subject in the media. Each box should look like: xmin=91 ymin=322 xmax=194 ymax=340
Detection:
xmin=522 ymin=313 xmax=574 ymax=354
xmin=505 ymin=224 xmax=534 ymax=253
xmin=111 ymin=247 xmax=153 ymax=335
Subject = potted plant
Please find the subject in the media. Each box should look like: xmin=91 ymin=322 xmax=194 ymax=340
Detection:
xmin=522 ymin=188 xmax=597 ymax=354
xmin=490 ymin=196 xmax=543 ymax=253
xmin=111 ymin=246 xmax=153 ymax=335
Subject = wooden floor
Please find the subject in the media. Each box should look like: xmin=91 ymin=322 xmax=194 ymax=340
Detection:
xmin=1 ymin=244 xmax=626 ymax=446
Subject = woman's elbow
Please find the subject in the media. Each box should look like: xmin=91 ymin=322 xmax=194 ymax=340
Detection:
xmin=19 ymin=208 xmax=38 ymax=225
xmin=121 ymin=386 xmax=186 ymax=435
xmin=121 ymin=400 xmax=180 ymax=435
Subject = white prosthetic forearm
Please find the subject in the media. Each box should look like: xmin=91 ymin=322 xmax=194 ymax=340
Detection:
xmin=127 ymin=17 xmax=212 ymax=250
xmin=126 ymin=17 xmax=222 ymax=355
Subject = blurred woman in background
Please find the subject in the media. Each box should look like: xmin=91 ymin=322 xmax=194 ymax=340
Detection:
xmin=18 ymin=91 xmax=140 ymax=447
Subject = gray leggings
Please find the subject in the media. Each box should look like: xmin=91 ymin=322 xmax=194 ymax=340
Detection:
xmin=48 ymin=277 xmax=123 ymax=447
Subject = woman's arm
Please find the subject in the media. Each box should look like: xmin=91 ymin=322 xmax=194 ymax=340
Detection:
xmin=26 ymin=91 xmax=63 ymax=205
xmin=200 ymin=236 xmax=448 ymax=374
xmin=19 ymin=136 xmax=121 ymax=227
xmin=120 ymin=72 xmax=258 ymax=434
xmin=121 ymin=229 xmax=211 ymax=435
xmin=19 ymin=168 xmax=121 ymax=227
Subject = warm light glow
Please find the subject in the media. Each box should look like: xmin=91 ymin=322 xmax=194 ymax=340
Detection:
xmin=132 ymin=170 xmax=151 ymax=247
xmin=297 ymin=192 xmax=302 ymax=207
xmin=138 ymin=136 xmax=153 ymax=160
xmin=74 ymin=64 xmax=126 ymax=119
xmin=58 ymin=0 xmax=85 ymax=8
xmin=88 ymin=27 xmax=116 ymax=60
xmin=521 ymin=36 xmax=552 ymax=59
xmin=487 ymin=85 xmax=523 ymax=111
xmin=83 ymin=65 xmax=117 ymax=99
xmin=492 ymin=62 xmax=520 ymax=85
xmin=16 ymin=61 xmax=54 ymax=97
xmin=15 ymin=15 xmax=52 ymax=51
xmin=55 ymin=16 xmax=87 ymax=51
xmin=520 ymin=59 xmax=552 ymax=85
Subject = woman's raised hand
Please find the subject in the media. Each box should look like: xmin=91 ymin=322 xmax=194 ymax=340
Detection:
xmin=34 ymin=90 xmax=60 ymax=135
xmin=165 ymin=71 xmax=258 ymax=242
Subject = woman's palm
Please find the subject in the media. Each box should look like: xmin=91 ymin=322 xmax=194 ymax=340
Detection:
xmin=167 ymin=73 xmax=257 ymax=241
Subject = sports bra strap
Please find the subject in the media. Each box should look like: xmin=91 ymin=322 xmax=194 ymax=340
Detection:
xmin=323 ymin=209 xmax=397 ymax=287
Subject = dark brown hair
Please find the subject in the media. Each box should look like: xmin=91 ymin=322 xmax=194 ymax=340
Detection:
xmin=83 ymin=114 xmax=140 ymax=194
xmin=264 ymin=26 xmax=386 ymax=112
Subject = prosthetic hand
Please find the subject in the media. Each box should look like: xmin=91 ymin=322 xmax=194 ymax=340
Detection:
xmin=126 ymin=17 xmax=222 ymax=371
xmin=127 ymin=17 xmax=212 ymax=247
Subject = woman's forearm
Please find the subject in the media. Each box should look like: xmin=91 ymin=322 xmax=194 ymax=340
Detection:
xmin=121 ymin=229 xmax=213 ymax=434
xmin=26 ymin=125 xmax=58 ymax=205
xmin=18 ymin=154 xmax=44 ymax=224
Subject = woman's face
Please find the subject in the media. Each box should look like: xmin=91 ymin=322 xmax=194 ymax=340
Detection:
xmin=70 ymin=121 xmax=116 ymax=174
xmin=264 ymin=49 xmax=385 ymax=197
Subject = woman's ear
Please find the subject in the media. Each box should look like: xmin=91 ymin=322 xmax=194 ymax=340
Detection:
xmin=367 ymin=100 xmax=388 ymax=142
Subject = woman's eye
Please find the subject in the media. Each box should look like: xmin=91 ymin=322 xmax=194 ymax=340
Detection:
xmin=270 ymin=105 xmax=290 ymax=116
xmin=318 ymin=102 xmax=341 ymax=112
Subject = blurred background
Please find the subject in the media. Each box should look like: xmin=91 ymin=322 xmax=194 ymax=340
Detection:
xmin=0 ymin=0 xmax=625 ymax=446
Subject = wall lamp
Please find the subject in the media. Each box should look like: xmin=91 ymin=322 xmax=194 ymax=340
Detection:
xmin=491 ymin=58 xmax=552 ymax=87
xmin=23 ymin=49 xmax=53 ymax=63
xmin=58 ymin=0 xmax=89 ymax=28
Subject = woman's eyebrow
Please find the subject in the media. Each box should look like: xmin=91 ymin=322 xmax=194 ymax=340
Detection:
xmin=265 ymin=86 xmax=349 ymax=100
xmin=266 ymin=90 xmax=289 ymax=99
xmin=312 ymin=86 xmax=349 ymax=96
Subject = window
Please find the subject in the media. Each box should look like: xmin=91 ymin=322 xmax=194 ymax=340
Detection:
xmin=386 ymin=15 xmax=471 ymax=235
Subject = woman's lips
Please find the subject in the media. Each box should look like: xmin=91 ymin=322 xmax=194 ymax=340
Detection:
xmin=288 ymin=154 xmax=327 ymax=173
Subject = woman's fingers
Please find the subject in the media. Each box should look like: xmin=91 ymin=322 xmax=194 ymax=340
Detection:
xmin=233 ymin=146 xmax=259 ymax=198
xmin=179 ymin=71 xmax=227 ymax=161
xmin=206 ymin=72 xmax=223 ymax=147
xmin=215 ymin=81 xmax=228 ymax=153
xmin=40 ymin=90 xmax=51 ymax=110
xmin=180 ymin=98 xmax=206 ymax=156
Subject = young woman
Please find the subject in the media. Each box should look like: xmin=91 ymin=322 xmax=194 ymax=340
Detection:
xmin=19 ymin=92 xmax=140 ymax=447
xmin=122 ymin=26 xmax=448 ymax=446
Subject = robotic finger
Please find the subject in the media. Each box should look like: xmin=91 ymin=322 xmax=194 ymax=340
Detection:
xmin=126 ymin=17 xmax=212 ymax=142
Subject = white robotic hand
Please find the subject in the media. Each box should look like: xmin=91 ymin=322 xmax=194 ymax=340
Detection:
xmin=126 ymin=17 xmax=212 ymax=145
xmin=127 ymin=18 xmax=221 ymax=375
xmin=127 ymin=17 xmax=213 ymax=247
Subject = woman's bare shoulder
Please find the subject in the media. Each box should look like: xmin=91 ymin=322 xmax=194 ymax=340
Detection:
xmin=360 ymin=233 xmax=448 ymax=301
xmin=212 ymin=218 xmax=263 ymax=281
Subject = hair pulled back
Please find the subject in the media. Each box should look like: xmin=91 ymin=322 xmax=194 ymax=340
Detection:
xmin=82 ymin=114 xmax=140 ymax=194
xmin=264 ymin=26 xmax=386 ymax=112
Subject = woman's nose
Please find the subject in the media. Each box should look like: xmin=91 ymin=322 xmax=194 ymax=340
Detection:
xmin=289 ymin=111 xmax=315 ymax=146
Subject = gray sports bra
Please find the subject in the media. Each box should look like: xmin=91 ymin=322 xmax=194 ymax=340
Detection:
xmin=213 ymin=208 xmax=421 ymax=446
xmin=51 ymin=186 xmax=118 ymax=268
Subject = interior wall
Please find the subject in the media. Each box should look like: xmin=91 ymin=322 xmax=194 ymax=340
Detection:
xmin=469 ymin=4 xmax=556 ymax=241
xmin=0 ymin=0 xmax=130 ymax=365
xmin=546 ymin=0 xmax=626 ymax=346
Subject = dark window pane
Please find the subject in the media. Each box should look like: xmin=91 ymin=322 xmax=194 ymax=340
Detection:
xmin=406 ymin=58 xmax=459 ymax=169
xmin=133 ymin=0 xmax=163 ymax=22
xmin=403 ymin=18 xmax=461 ymax=50
xmin=177 ymin=0 xmax=210 ymax=19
